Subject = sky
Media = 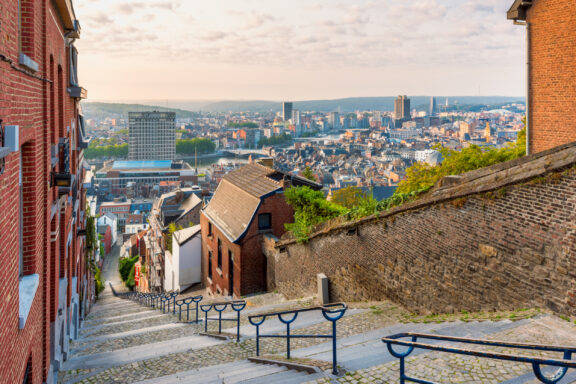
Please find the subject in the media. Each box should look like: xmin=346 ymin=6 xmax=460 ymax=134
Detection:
xmin=74 ymin=0 xmax=526 ymax=101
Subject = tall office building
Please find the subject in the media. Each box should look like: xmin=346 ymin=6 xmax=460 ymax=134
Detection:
xmin=394 ymin=95 xmax=411 ymax=120
xmin=282 ymin=102 xmax=293 ymax=122
xmin=291 ymin=109 xmax=301 ymax=125
xmin=429 ymin=96 xmax=438 ymax=117
xmin=129 ymin=112 xmax=176 ymax=160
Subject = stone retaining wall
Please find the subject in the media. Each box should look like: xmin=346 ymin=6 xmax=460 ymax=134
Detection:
xmin=265 ymin=143 xmax=576 ymax=316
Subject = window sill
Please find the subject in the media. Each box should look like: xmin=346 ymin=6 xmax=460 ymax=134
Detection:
xmin=216 ymin=267 xmax=223 ymax=277
xmin=19 ymin=274 xmax=40 ymax=329
xmin=207 ymin=276 xmax=213 ymax=285
xmin=19 ymin=53 xmax=39 ymax=72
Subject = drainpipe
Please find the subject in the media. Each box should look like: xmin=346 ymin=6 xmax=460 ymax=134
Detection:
xmin=515 ymin=20 xmax=531 ymax=156
xmin=525 ymin=22 xmax=531 ymax=156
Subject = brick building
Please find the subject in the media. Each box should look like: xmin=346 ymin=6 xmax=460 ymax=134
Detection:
xmin=0 ymin=0 xmax=91 ymax=383
xmin=508 ymin=0 xmax=576 ymax=153
xmin=201 ymin=162 xmax=322 ymax=297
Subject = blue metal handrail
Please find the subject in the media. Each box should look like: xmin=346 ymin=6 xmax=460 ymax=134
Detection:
xmin=175 ymin=295 xmax=203 ymax=322
xmin=248 ymin=303 xmax=347 ymax=375
xmin=200 ymin=300 xmax=246 ymax=341
xmin=382 ymin=333 xmax=576 ymax=384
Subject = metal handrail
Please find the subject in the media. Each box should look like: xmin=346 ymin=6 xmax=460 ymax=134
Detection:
xmin=248 ymin=303 xmax=347 ymax=375
xmin=175 ymin=295 xmax=203 ymax=322
xmin=382 ymin=333 xmax=576 ymax=384
xmin=200 ymin=300 xmax=246 ymax=341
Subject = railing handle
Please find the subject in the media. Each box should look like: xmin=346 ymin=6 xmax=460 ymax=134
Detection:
xmin=385 ymin=336 xmax=417 ymax=359
xmin=278 ymin=312 xmax=298 ymax=324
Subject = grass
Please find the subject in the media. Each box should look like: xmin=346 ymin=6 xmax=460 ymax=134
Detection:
xmin=400 ymin=308 xmax=543 ymax=324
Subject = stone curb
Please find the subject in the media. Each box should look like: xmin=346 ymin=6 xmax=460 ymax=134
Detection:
xmin=248 ymin=356 xmax=322 ymax=374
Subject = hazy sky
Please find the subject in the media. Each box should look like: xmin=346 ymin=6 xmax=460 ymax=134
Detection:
xmin=74 ymin=0 xmax=526 ymax=101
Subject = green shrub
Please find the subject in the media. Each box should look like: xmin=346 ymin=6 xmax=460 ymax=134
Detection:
xmin=284 ymin=186 xmax=347 ymax=242
xmin=396 ymin=128 xmax=526 ymax=194
xmin=94 ymin=266 xmax=105 ymax=296
xmin=126 ymin=264 xmax=136 ymax=290
xmin=119 ymin=255 xmax=139 ymax=283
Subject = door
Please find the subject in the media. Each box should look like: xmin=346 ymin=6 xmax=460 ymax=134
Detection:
xmin=228 ymin=250 xmax=234 ymax=297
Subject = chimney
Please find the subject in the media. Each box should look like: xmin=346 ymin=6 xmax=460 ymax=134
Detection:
xmin=282 ymin=175 xmax=291 ymax=190
xmin=175 ymin=190 xmax=184 ymax=203
xmin=257 ymin=157 xmax=274 ymax=168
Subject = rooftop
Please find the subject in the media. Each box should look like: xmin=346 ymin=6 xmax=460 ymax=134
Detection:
xmin=112 ymin=160 xmax=173 ymax=170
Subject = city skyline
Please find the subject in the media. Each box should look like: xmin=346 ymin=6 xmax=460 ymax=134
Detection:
xmin=75 ymin=0 xmax=526 ymax=101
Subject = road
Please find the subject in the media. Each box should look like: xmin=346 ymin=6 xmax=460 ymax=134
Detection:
xmin=101 ymin=237 xmax=123 ymax=290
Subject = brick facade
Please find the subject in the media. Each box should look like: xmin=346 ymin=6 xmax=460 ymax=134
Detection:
xmin=267 ymin=144 xmax=576 ymax=317
xmin=0 ymin=1 xmax=91 ymax=383
xmin=526 ymin=0 xmax=576 ymax=153
xmin=201 ymin=193 xmax=295 ymax=297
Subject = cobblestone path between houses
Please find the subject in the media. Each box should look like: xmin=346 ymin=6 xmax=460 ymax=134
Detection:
xmin=59 ymin=253 xmax=576 ymax=383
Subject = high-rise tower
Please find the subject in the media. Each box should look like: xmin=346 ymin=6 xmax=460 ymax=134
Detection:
xmin=129 ymin=111 xmax=176 ymax=160
xmin=282 ymin=102 xmax=293 ymax=122
xmin=429 ymin=96 xmax=438 ymax=117
xmin=394 ymin=95 xmax=411 ymax=120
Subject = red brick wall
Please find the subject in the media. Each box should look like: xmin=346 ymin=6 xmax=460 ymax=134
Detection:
xmin=0 ymin=0 xmax=89 ymax=382
xmin=528 ymin=0 xmax=576 ymax=152
xmin=201 ymin=192 xmax=295 ymax=297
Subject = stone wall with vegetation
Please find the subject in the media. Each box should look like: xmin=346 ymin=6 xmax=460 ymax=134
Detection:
xmin=266 ymin=143 xmax=576 ymax=316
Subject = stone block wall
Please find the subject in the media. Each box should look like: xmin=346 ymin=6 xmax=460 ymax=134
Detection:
xmin=267 ymin=144 xmax=576 ymax=316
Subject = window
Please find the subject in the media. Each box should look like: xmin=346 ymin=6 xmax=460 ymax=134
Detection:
xmin=18 ymin=0 xmax=38 ymax=71
xmin=258 ymin=213 xmax=272 ymax=231
xmin=217 ymin=238 xmax=222 ymax=270
xmin=207 ymin=251 xmax=212 ymax=280
xmin=22 ymin=355 xmax=32 ymax=384
xmin=208 ymin=222 xmax=212 ymax=237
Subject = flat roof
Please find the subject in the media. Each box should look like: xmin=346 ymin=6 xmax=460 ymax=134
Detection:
xmin=112 ymin=160 xmax=173 ymax=170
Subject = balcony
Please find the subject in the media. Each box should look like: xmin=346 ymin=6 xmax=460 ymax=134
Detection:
xmin=68 ymin=86 xmax=88 ymax=100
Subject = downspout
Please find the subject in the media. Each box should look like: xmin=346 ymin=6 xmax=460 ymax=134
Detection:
xmin=515 ymin=20 xmax=530 ymax=156
xmin=526 ymin=22 xmax=531 ymax=156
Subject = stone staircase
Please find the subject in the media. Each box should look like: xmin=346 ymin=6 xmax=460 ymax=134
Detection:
xmin=59 ymin=279 xmax=576 ymax=384
xmin=134 ymin=360 xmax=325 ymax=384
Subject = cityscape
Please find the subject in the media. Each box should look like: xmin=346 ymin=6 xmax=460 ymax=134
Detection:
xmin=1 ymin=1 xmax=576 ymax=384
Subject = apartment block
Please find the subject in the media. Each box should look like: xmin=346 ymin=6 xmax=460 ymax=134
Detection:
xmin=128 ymin=112 xmax=176 ymax=160
xmin=0 ymin=0 xmax=92 ymax=382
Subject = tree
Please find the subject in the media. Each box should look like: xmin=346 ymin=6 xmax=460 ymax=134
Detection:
xmin=175 ymin=138 xmax=216 ymax=155
xmin=302 ymin=167 xmax=317 ymax=182
xmin=163 ymin=223 xmax=183 ymax=253
xmin=227 ymin=122 xmax=259 ymax=129
xmin=396 ymin=128 xmax=526 ymax=194
xmin=284 ymin=186 xmax=347 ymax=242
xmin=331 ymin=186 xmax=367 ymax=209
xmin=258 ymin=134 xmax=292 ymax=148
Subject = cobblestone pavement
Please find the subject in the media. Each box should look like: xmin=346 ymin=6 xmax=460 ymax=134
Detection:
xmin=306 ymin=316 xmax=576 ymax=384
xmin=60 ymin=254 xmax=576 ymax=384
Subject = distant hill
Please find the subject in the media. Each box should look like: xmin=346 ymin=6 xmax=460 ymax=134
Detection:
xmin=83 ymin=97 xmax=525 ymax=116
xmin=81 ymin=102 xmax=199 ymax=119
xmin=205 ymin=97 xmax=525 ymax=113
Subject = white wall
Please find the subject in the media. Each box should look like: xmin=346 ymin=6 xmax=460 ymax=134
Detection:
xmin=164 ymin=251 xmax=175 ymax=292
xmin=165 ymin=234 xmax=201 ymax=292
xmin=178 ymin=236 xmax=202 ymax=290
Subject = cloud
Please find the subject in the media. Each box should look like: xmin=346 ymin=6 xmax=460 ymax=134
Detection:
xmin=202 ymin=31 xmax=228 ymax=41
xmin=243 ymin=13 xmax=275 ymax=29
xmin=87 ymin=12 xmax=114 ymax=25
xmin=114 ymin=1 xmax=177 ymax=15
xmin=115 ymin=2 xmax=145 ymax=15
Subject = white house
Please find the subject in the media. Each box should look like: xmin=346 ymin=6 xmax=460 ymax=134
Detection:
xmin=97 ymin=213 xmax=118 ymax=246
xmin=164 ymin=225 xmax=202 ymax=292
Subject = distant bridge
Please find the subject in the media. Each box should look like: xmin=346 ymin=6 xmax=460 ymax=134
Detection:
xmin=221 ymin=149 xmax=270 ymax=157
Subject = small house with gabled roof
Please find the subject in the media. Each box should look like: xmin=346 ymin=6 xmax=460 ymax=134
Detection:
xmin=201 ymin=162 xmax=322 ymax=297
